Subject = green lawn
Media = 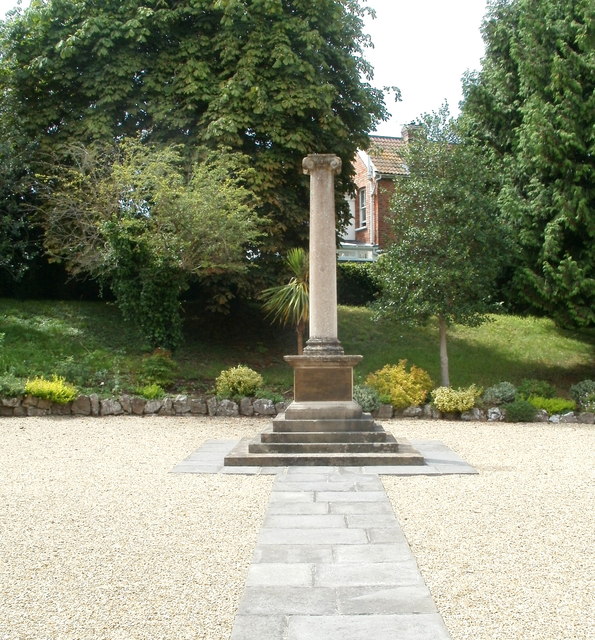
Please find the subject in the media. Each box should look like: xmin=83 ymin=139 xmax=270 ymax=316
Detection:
xmin=0 ymin=298 xmax=593 ymax=397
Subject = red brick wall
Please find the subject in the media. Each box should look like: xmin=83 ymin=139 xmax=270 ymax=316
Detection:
xmin=353 ymin=155 xmax=371 ymax=244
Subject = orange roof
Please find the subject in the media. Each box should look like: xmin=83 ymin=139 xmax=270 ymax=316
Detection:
xmin=366 ymin=135 xmax=408 ymax=175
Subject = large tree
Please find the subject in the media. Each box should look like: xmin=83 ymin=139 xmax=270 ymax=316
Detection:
xmin=0 ymin=0 xmax=387 ymax=269
xmin=373 ymin=107 xmax=509 ymax=387
xmin=461 ymin=0 xmax=594 ymax=328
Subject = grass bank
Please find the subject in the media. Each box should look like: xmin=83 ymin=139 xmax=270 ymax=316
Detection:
xmin=0 ymin=299 xmax=593 ymax=397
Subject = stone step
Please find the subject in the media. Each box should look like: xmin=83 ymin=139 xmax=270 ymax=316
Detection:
xmin=224 ymin=437 xmax=425 ymax=467
xmin=261 ymin=429 xmax=390 ymax=444
xmin=249 ymin=441 xmax=401 ymax=454
xmin=272 ymin=415 xmax=375 ymax=433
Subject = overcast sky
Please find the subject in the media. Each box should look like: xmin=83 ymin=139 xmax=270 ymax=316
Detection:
xmin=1 ymin=0 xmax=489 ymax=137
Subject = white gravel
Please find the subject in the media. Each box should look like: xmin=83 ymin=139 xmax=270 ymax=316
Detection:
xmin=0 ymin=416 xmax=274 ymax=640
xmin=1 ymin=416 xmax=593 ymax=640
xmin=382 ymin=419 xmax=594 ymax=640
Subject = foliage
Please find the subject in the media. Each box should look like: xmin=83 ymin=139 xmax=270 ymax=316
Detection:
xmin=215 ymin=365 xmax=263 ymax=398
xmin=365 ymin=360 xmax=433 ymax=409
xmin=0 ymin=0 xmax=387 ymax=281
xmin=502 ymin=399 xmax=537 ymax=423
xmin=431 ymin=385 xmax=483 ymax=413
xmin=460 ymin=0 xmax=594 ymax=327
xmin=261 ymin=248 xmax=309 ymax=355
xmin=517 ymin=378 xmax=556 ymax=399
xmin=481 ymin=381 xmax=517 ymax=406
xmin=138 ymin=349 xmax=178 ymax=387
xmin=579 ymin=394 xmax=595 ymax=413
xmin=24 ymin=374 xmax=78 ymax=404
xmin=37 ymin=140 xmax=261 ymax=349
xmin=337 ymin=261 xmax=379 ymax=306
xmin=569 ymin=379 xmax=595 ymax=409
xmin=0 ymin=371 xmax=25 ymax=396
xmin=526 ymin=396 xmax=575 ymax=415
xmin=136 ymin=383 xmax=165 ymax=400
xmin=353 ymin=384 xmax=382 ymax=413
xmin=254 ymin=388 xmax=285 ymax=404
xmin=373 ymin=105 xmax=510 ymax=386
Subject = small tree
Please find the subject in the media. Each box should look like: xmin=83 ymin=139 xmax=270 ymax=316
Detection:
xmin=261 ymin=248 xmax=309 ymax=355
xmin=374 ymin=106 xmax=509 ymax=386
xmin=38 ymin=139 xmax=262 ymax=350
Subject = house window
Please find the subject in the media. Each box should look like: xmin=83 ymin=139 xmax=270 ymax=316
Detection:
xmin=359 ymin=188 xmax=367 ymax=227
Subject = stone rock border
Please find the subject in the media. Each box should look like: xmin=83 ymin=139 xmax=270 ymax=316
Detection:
xmin=372 ymin=403 xmax=594 ymax=425
xmin=1 ymin=395 xmax=593 ymax=424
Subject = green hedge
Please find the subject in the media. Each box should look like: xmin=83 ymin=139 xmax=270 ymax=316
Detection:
xmin=337 ymin=261 xmax=379 ymax=306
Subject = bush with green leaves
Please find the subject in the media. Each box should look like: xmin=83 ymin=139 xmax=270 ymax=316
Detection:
xmin=353 ymin=384 xmax=382 ymax=413
xmin=138 ymin=349 xmax=178 ymax=387
xmin=526 ymin=396 xmax=576 ymax=415
xmin=215 ymin=365 xmax=264 ymax=399
xmin=25 ymin=375 xmax=78 ymax=404
xmin=254 ymin=388 xmax=285 ymax=404
xmin=365 ymin=361 xmax=433 ymax=409
xmin=502 ymin=399 xmax=537 ymax=423
xmin=337 ymin=262 xmax=379 ymax=306
xmin=431 ymin=385 xmax=483 ymax=413
xmin=0 ymin=372 xmax=26 ymax=397
xmin=517 ymin=378 xmax=556 ymax=399
xmin=136 ymin=383 xmax=165 ymax=400
xmin=570 ymin=380 xmax=595 ymax=409
xmin=481 ymin=381 xmax=517 ymax=406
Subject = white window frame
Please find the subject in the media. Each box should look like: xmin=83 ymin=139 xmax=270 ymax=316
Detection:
xmin=358 ymin=187 xmax=367 ymax=228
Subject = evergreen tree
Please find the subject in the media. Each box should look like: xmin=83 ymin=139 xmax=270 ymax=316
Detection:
xmin=461 ymin=0 xmax=594 ymax=327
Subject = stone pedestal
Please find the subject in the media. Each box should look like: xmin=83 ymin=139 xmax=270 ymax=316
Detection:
xmin=224 ymin=153 xmax=424 ymax=467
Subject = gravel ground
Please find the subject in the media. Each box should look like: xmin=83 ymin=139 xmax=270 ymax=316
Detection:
xmin=382 ymin=419 xmax=594 ymax=640
xmin=0 ymin=416 xmax=274 ymax=640
xmin=1 ymin=417 xmax=592 ymax=640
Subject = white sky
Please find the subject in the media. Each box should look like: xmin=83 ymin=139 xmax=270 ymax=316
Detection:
xmin=1 ymin=0 xmax=488 ymax=137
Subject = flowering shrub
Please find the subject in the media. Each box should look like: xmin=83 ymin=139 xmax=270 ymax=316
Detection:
xmin=25 ymin=375 xmax=78 ymax=404
xmin=215 ymin=365 xmax=263 ymax=398
xmin=570 ymin=380 xmax=595 ymax=410
xmin=365 ymin=361 xmax=433 ymax=409
xmin=431 ymin=384 xmax=483 ymax=413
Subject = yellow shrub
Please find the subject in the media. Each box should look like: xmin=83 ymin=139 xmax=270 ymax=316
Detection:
xmin=431 ymin=385 xmax=483 ymax=413
xmin=25 ymin=375 xmax=78 ymax=404
xmin=365 ymin=360 xmax=433 ymax=409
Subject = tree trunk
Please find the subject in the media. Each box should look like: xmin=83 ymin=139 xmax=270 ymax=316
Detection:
xmin=438 ymin=314 xmax=450 ymax=387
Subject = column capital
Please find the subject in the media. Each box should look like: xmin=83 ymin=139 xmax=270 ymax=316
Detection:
xmin=302 ymin=154 xmax=342 ymax=176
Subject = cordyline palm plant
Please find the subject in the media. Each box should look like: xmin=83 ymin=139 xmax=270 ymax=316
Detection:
xmin=261 ymin=248 xmax=309 ymax=355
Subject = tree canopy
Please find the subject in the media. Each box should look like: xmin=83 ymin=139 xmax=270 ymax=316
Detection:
xmin=374 ymin=107 xmax=508 ymax=386
xmin=461 ymin=0 xmax=594 ymax=328
xmin=0 ymin=0 xmax=388 ymax=263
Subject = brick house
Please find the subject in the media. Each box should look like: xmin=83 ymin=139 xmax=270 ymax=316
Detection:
xmin=339 ymin=127 xmax=415 ymax=262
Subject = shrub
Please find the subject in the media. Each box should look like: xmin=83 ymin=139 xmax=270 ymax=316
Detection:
xmin=482 ymin=381 xmax=517 ymax=406
xmin=365 ymin=360 xmax=433 ymax=409
xmin=137 ymin=383 xmax=165 ymax=399
xmin=0 ymin=372 xmax=26 ymax=397
xmin=502 ymin=399 xmax=537 ymax=422
xmin=431 ymin=385 xmax=483 ymax=413
xmin=216 ymin=365 xmax=264 ymax=398
xmin=517 ymin=378 xmax=556 ymax=399
xmin=353 ymin=384 xmax=382 ymax=413
xmin=25 ymin=375 xmax=78 ymax=404
xmin=138 ymin=349 xmax=178 ymax=386
xmin=526 ymin=396 xmax=576 ymax=414
xmin=570 ymin=379 xmax=595 ymax=409
xmin=337 ymin=261 xmax=379 ymax=306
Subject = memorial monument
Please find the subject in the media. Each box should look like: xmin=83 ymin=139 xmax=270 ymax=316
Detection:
xmin=224 ymin=154 xmax=424 ymax=466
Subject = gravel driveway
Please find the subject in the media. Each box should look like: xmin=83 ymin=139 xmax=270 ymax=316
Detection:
xmin=1 ymin=416 xmax=592 ymax=640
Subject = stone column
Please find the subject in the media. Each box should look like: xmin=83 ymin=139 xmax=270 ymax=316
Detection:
xmin=302 ymin=153 xmax=344 ymax=355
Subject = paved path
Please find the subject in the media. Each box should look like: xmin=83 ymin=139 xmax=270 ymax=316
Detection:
xmin=172 ymin=440 xmax=476 ymax=639
xmin=231 ymin=468 xmax=451 ymax=640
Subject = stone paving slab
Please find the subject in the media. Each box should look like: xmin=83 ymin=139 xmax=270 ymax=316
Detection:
xmin=169 ymin=438 xmax=477 ymax=475
xmin=228 ymin=468 xmax=452 ymax=640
